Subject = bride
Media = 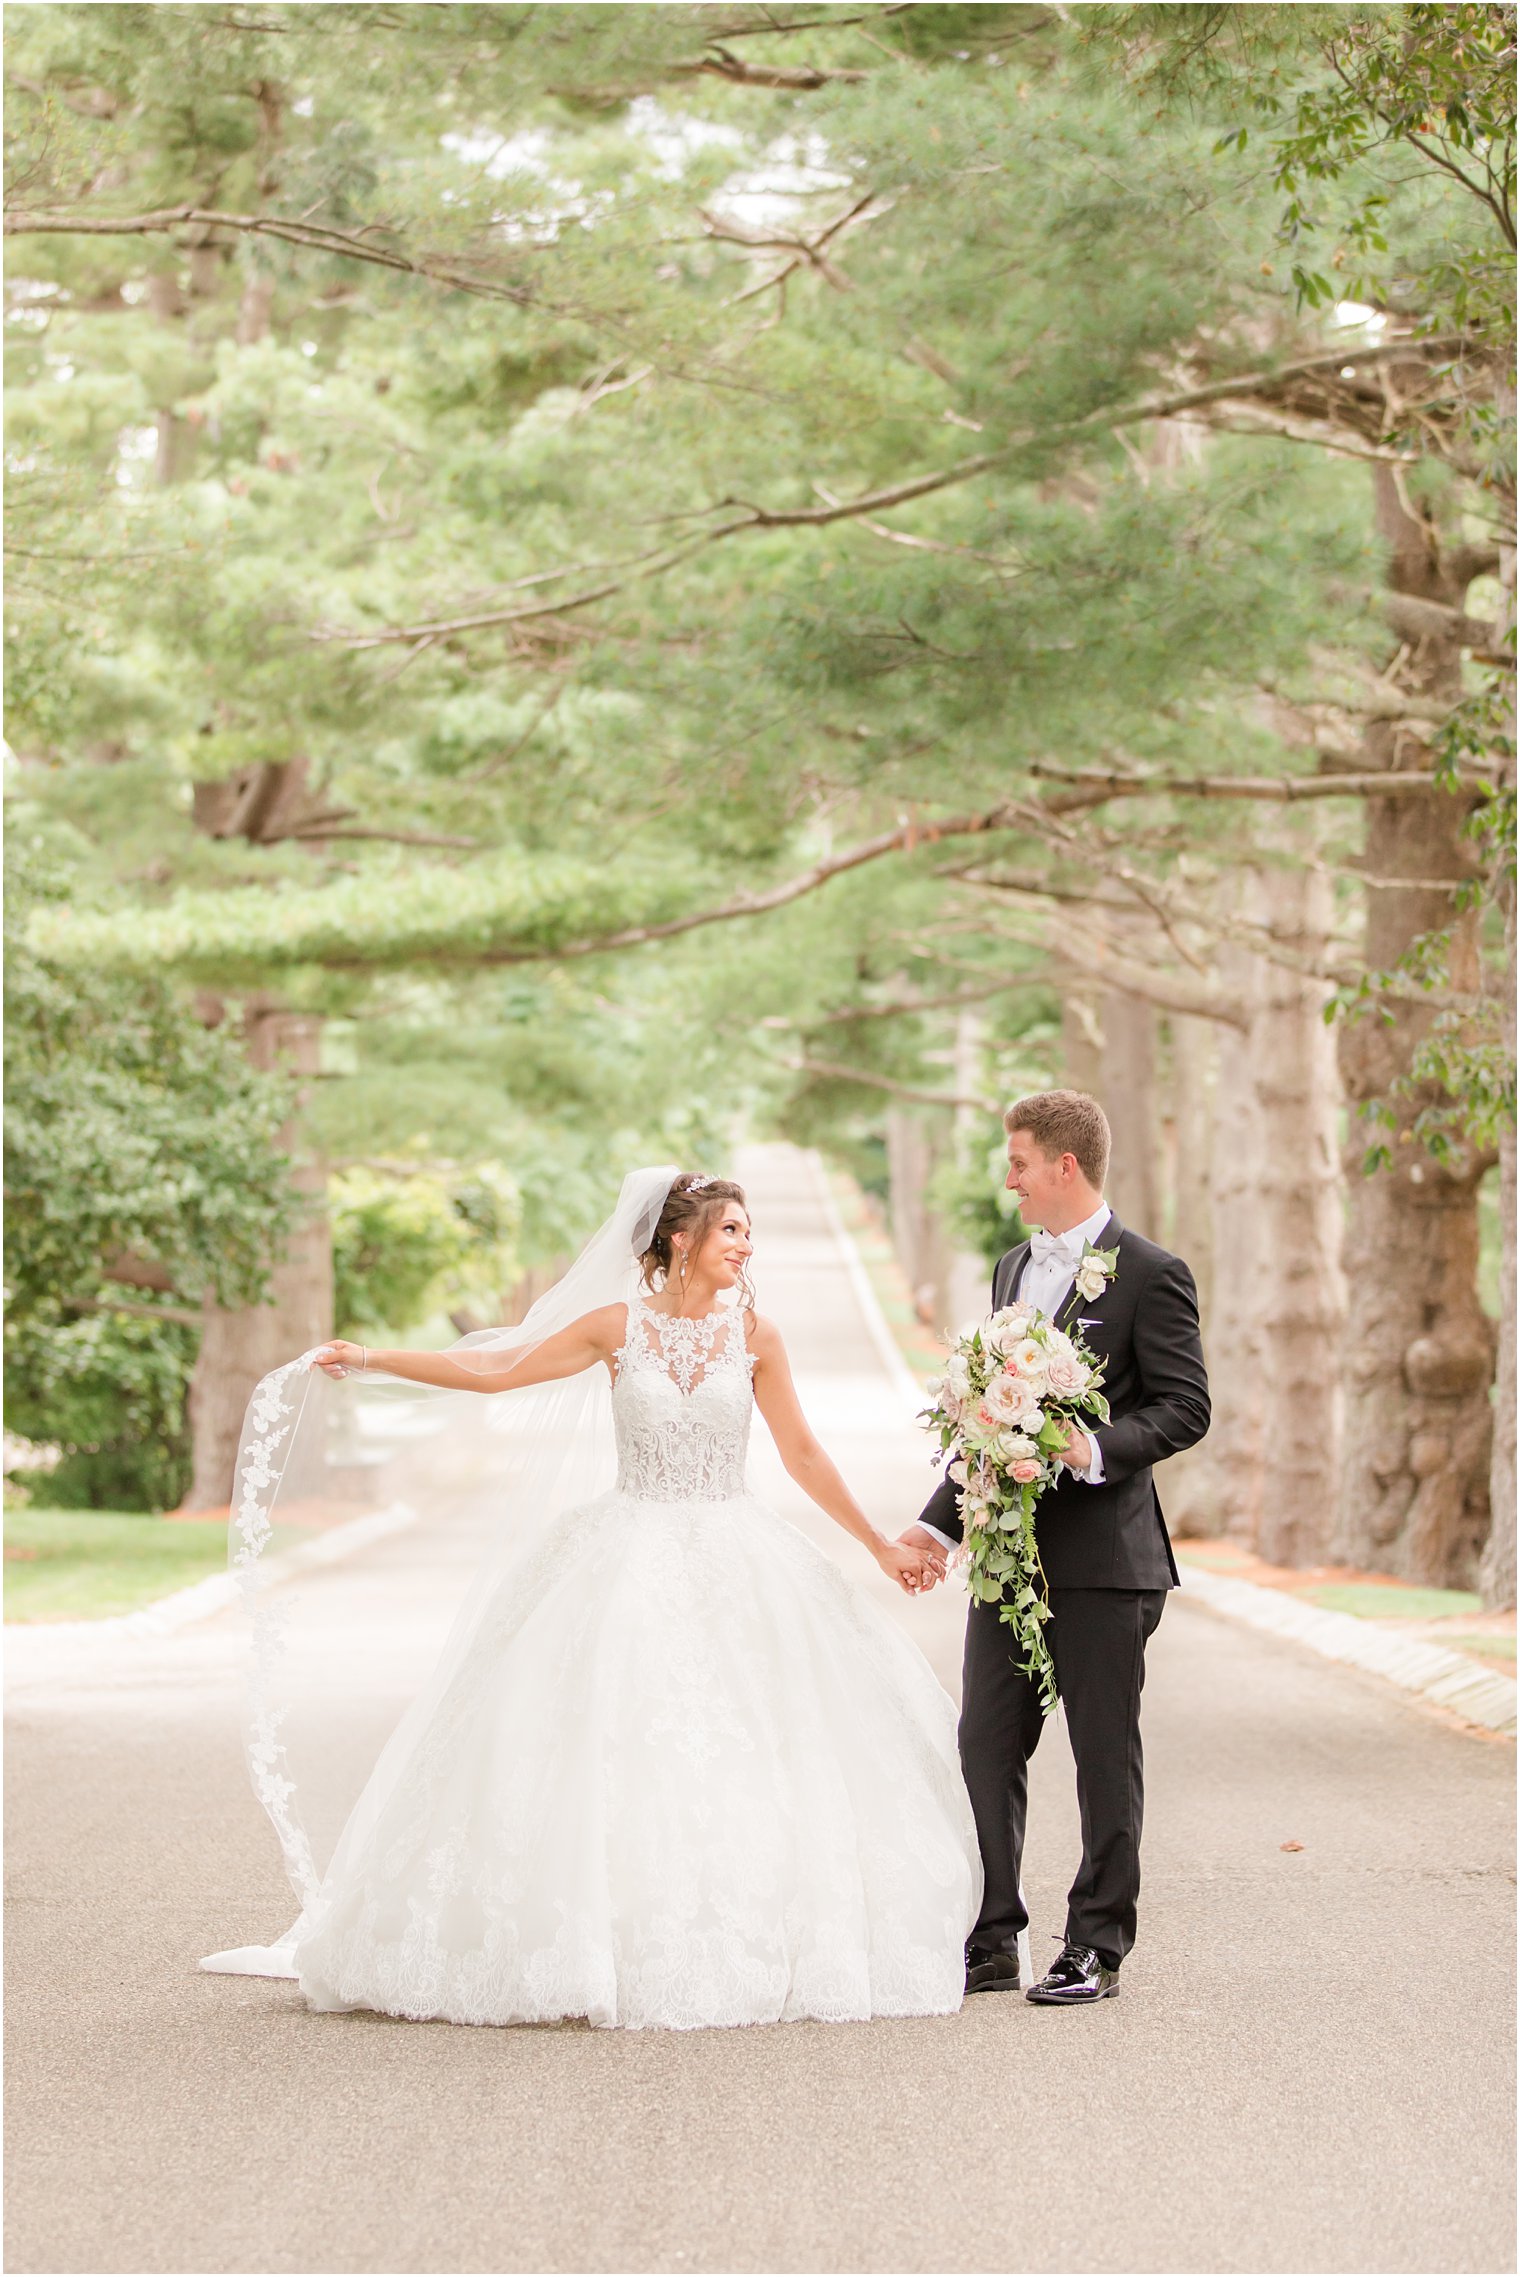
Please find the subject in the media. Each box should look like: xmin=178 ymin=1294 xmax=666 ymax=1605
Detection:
xmin=202 ymin=1167 xmax=981 ymax=2032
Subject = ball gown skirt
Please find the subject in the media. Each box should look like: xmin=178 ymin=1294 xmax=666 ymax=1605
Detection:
xmin=286 ymin=1301 xmax=983 ymax=2031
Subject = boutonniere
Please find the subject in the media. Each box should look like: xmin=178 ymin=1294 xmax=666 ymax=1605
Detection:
xmin=1072 ymin=1242 xmax=1118 ymax=1305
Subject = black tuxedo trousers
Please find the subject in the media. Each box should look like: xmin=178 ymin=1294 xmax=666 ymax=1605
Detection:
xmin=962 ymin=1586 xmax=1166 ymax=1967
xmin=918 ymin=1212 xmax=1210 ymax=1970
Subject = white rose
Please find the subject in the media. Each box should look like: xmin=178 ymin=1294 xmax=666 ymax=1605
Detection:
xmin=994 ymin=1431 xmax=1039 ymax=1464
xmin=1007 ymin=1338 xmax=1049 ymax=1394
xmin=1074 ymin=1260 xmax=1108 ymax=1303
xmin=947 ymin=1457 xmax=970 ymax=1486
xmin=946 ymin=1354 xmax=973 ymax=1400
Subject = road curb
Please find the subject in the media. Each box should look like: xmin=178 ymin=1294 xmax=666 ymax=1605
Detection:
xmin=1179 ymin=1560 xmax=1517 ymax=1736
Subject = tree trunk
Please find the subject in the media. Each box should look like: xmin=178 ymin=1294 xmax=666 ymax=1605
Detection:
xmin=1061 ymin=989 xmax=1103 ymax=1095
xmin=182 ymin=1004 xmax=331 ymax=1511
xmin=1250 ymin=860 xmax=1346 ymax=1567
xmin=1486 ymin=1114 xmax=1517 ymax=1607
xmin=1334 ymin=463 xmax=1494 ymax=1586
xmin=1165 ymin=1012 xmax=1215 ymax=1314
xmin=236 ymin=270 xmax=275 ymax=347
xmin=1097 ymin=986 xmax=1161 ymax=1238
xmin=1481 ymin=436 xmax=1517 ymax=1610
xmin=1165 ymin=943 xmax=1265 ymax=1541
xmin=884 ymin=1106 xmax=966 ymax=1332
xmin=946 ymin=1008 xmax=995 ymax=1323
xmin=1165 ymin=860 xmax=1345 ymax=1558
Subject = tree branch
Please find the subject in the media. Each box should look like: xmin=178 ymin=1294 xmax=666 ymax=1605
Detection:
xmin=1191 ymin=405 xmax=1421 ymax=465
xmin=780 ymin=1054 xmax=1002 ymax=1113
xmin=987 ymin=920 xmax=1249 ymax=1028
xmin=977 ymin=885 xmax=1489 ymax=1014
xmin=282 ymin=825 xmax=483 ymax=848
xmin=677 ymin=44 xmax=869 ymax=88
xmin=317 ymin=338 xmax=1480 ymax=648
xmin=71 ymin=1290 xmax=205 ymax=1329
xmin=453 ymin=801 xmax=1027 ymax=967
xmin=1028 ymin=765 xmax=1490 ymax=813
xmin=2 ymin=204 xmax=547 ymax=311
xmin=764 ymin=975 xmax=1036 ymax=1026
xmin=1376 ymin=586 xmax=1503 ymax=653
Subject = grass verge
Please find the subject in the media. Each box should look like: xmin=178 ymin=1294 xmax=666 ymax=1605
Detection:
xmin=5 ymin=1508 xmax=233 ymax=1623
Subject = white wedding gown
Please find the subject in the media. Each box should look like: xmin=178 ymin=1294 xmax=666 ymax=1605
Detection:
xmin=286 ymin=1296 xmax=982 ymax=2031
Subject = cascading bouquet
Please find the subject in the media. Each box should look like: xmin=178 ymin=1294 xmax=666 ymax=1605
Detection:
xmin=920 ymin=1280 xmax=1114 ymax=1715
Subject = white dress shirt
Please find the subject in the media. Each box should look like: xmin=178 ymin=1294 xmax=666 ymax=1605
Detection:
xmin=920 ymin=1201 xmax=1113 ymax=1551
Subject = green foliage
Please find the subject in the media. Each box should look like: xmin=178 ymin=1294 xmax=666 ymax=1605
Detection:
xmin=4 ymin=834 xmax=297 ymax=1505
xmin=5 ymin=1312 xmax=197 ymax=1512
xmin=1263 ymin=4 xmax=1516 ymax=336
xmin=928 ymin=1141 xmax=1028 ymax=1271
xmin=4 ymin=1505 xmax=232 ymax=1622
xmin=331 ymin=1163 xmax=521 ymax=1336
xmin=4 ymin=0 xmax=1509 ymax=1339
xmin=4 ymin=836 xmax=299 ymax=1316
xmin=1110 ymin=3 xmax=1515 ymax=339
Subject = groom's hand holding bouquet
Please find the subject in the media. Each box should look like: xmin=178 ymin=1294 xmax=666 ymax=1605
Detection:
xmin=920 ymin=1251 xmax=1115 ymax=1716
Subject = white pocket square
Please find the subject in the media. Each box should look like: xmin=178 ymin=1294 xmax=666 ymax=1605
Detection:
xmin=1077 ymin=1316 xmax=1103 ymax=1328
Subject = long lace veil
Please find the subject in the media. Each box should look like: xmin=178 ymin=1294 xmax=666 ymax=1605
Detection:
xmin=201 ymin=1165 xmax=681 ymax=1977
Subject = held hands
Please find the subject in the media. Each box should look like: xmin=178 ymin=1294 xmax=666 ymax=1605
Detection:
xmin=310 ymin=1340 xmax=367 ymax=1380
xmin=877 ymin=1539 xmax=935 ymax=1596
xmin=879 ymin=1526 xmax=950 ymax=1598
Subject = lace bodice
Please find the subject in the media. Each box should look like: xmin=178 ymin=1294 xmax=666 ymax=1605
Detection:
xmin=612 ymin=1295 xmax=756 ymax=1501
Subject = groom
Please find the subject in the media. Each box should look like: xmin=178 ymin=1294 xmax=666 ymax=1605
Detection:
xmin=901 ymin=1090 xmax=1210 ymax=2006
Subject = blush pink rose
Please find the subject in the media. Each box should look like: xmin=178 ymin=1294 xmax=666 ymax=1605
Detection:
xmin=1044 ymin=1352 xmax=1090 ymax=1398
xmin=1009 ymin=1458 xmax=1043 ymax=1484
xmin=978 ymin=1371 xmax=1026 ymax=1427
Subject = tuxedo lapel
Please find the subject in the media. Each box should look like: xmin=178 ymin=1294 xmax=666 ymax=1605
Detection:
xmin=997 ymin=1242 xmax=1033 ymax=1309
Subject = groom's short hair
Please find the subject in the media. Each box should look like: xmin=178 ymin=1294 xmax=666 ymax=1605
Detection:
xmin=1003 ymin=1090 xmax=1111 ymax=1189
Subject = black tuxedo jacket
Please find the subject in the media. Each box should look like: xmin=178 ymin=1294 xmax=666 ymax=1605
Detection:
xmin=916 ymin=1213 xmax=1210 ymax=1591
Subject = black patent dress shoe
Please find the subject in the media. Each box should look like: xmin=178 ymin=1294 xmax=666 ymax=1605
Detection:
xmin=1025 ymin=1942 xmax=1119 ymax=2004
xmin=965 ymin=1942 xmax=1021 ymax=1994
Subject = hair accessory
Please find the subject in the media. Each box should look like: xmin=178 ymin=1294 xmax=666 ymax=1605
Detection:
xmin=684 ymin=1175 xmax=714 ymax=1193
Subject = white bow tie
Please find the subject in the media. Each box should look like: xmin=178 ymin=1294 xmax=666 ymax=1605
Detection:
xmin=1029 ymin=1228 xmax=1080 ymax=1267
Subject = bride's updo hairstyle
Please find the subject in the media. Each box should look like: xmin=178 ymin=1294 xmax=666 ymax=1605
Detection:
xmin=639 ymin=1174 xmax=755 ymax=1310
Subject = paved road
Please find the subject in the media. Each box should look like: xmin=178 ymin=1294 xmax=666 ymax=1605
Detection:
xmin=6 ymin=1147 xmax=1515 ymax=2275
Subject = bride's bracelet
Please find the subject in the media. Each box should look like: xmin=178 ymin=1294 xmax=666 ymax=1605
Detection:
xmin=359 ymin=1348 xmax=369 ymax=1372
